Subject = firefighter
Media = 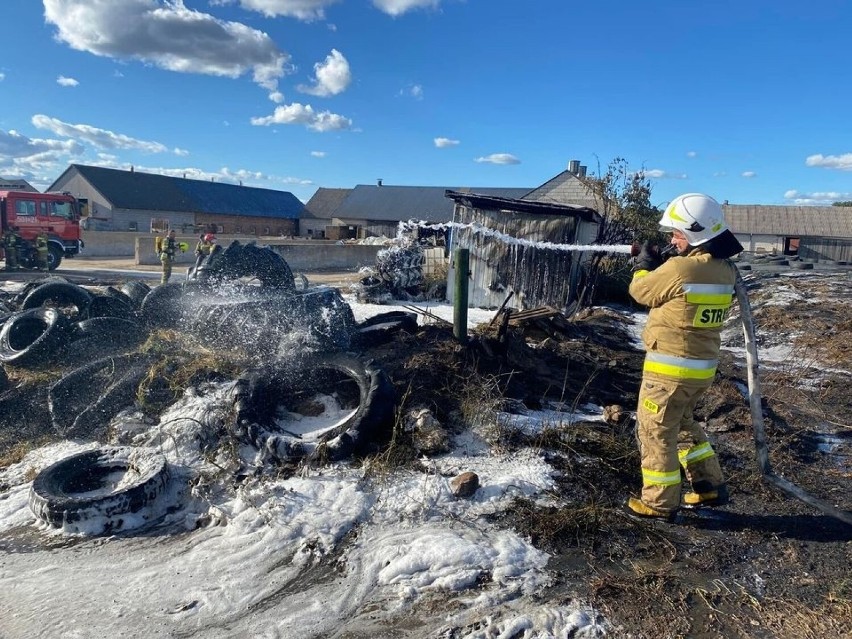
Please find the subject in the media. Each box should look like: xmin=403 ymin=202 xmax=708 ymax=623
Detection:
xmin=160 ymin=229 xmax=180 ymax=284
xmin=194 ymin=233 xmax=216 ymax=270
xmin=3 ymin=226 xmax=21 ymax=271
xmin=35 ymin=231 xmax=50 ymax=271
xmin=625 ymin=193 xmax=744 ymax=521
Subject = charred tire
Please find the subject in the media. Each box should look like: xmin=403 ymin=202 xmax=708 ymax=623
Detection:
xmin=352 ymin=312 xmax=418 ymax=348
xmin=0 ymin=308 xmax=71 ymax=367
xmin=21 ymin=281 xmax=92 ymax=314
xmin=72 ymin=317 xmax=146 ymax=342
xmin=29 ymin=447 xmax=170 ymax=530
xmin=791 ymin=262 xmax=814 ymax=270
xmin=140 ymin=283 xmax=185 ymax=327
xmin=85 ymin=294 xmax=136 ymax=320
xmin=120 ymin=281 xmax=152 ymax=309
xmin=234 ymin=353 xmax=396 ymax=462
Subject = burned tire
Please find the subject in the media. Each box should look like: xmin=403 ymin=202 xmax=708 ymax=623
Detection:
xmin=72 ymin=316 xmax=145 ymax=341
xmin=120 ymin=281 xmax=151 ymax=309
xmin=21 ymin=281 xmax=92 ymax=314
xmin=791 ymin=261 xmax=814 ymax=270
xmin=234 ymin=353 xmax=396 ymax=462
xmin=140 ymin=283 xmax=185 ymax=327
xmin=85 ymin=294 xmax=136 ymax=320
xmin=352 ymin=312 xmax=418 ymax=348
xmin=29 ymin=447 xmax=170 ymax=532
xmin=0 ymin=308 xmax=71 ymax=367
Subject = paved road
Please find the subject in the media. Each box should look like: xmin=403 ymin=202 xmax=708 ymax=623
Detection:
xmin=0 ymin=257 xmax=364 ymax=288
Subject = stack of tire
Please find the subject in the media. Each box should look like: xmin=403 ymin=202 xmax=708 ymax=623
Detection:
xmin=0 ymin=278 xmax=150 ymax=369
xmin=375 ymin=245 xmax=425 ymax=290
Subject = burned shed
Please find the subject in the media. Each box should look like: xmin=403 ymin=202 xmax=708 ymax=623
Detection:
xmin=444 ymin=190 xmax=602 ymax=310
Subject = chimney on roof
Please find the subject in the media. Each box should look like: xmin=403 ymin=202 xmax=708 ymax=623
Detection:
xmin=377 ymin=178 xmax=383 ymax=187
xmin=578 ymin=165 xmax=587 ymax=177
xmin=130 ymin=165 xmax=134 ymax=173
xmin=723 ymin=199 xmax=729 ymax=205
xmin=568 ymin=160 xmax=580 ymax=175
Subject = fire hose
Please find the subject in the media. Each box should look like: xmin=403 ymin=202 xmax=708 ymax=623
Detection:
xmin=735 ymin=272 xmax=852 ymax=526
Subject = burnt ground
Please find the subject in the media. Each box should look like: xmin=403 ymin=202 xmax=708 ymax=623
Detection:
xmin=1 ymin=270 xmax=851 ymax=638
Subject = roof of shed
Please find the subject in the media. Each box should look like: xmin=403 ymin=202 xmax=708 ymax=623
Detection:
xmin=327 ymin=185 xmax=533 ymax=223
xmin=446 ymin=190 xmax=602 ymax=223
xmin=49 ymin=164 xmax=304 ymax=219
xmin=303 ymin=188 xmax=353 ymax=219
xmin=724 ymin=205 xmax=852 ymax=238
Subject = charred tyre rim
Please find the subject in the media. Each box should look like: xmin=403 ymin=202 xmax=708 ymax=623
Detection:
xmin=29 ymin=447 xmax=171 ymax=532
xmin=21 ymin=281 xmax=92 ymax=314
xmin=233 ymin=352 xmax=396 ymax=462
xmin=0 ymin=307 xmax=71 ymax=367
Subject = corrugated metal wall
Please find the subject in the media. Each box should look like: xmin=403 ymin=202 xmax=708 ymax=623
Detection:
xmin=798 ymin=238 xmax=852 ymax=261
xmin=447 ymin=204 xmax=598 ymax=310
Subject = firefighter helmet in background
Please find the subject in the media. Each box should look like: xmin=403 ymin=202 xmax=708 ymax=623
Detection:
xmin=658 ymin=193 xmax=728 ymax=246
xmin=204 ymin=233 xmax=217 ymax=243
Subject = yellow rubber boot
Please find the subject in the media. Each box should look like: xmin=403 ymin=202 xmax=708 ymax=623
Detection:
xmin=624 ymin=497 xmax=677 ymax=522
xmin=682 ymin=485 xmax=729 ymax=509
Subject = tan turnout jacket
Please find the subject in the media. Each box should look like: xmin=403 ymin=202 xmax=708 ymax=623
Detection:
xmin=629 ymin=248 xmax=737 ymax=379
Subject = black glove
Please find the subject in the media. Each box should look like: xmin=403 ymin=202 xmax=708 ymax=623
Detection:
xmin=633 ymin=241 xmax=663 ymax=272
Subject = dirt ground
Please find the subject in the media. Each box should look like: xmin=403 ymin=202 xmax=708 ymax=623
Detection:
xmin=0 ymin=266 xmax=850 ymax=638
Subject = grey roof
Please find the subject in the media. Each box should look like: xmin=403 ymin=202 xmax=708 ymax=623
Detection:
xmin=522 ymin=169 xmax=599 ymax=209
xmin=303 ymin=188 xmax=352 ymax=219
xmin=0 ymin=178 xmax=39 ymax=192
xmin=445 ymin=190 xmax=602 ymax=223
xmin=327 ymin=185 xmax=533 ymax=223
xmin=49 ymin=164 xmax=304 ymax=220
xmin=724 ymin=205 xmax=852 ymax=239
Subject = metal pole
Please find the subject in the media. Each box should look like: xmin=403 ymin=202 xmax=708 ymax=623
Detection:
xmin=453 ymin=248 xmax=469 ymax=344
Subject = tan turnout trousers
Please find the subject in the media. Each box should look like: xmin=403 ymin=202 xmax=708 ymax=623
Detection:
xmin=636 ymin=372 xmax=725 ymax=512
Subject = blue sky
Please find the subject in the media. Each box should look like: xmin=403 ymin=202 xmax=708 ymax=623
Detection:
xmin=1 ymin=0 xmax=851 ymax=207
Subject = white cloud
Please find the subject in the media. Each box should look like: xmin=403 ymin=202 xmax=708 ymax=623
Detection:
xmin=475 ymin=153 xmax=520 ymax=165
xmin=686 ymin=151 xmax=697 ymax=158
xmin=269 ymin=90 xmax=285 ymax=103
xmin=713 ymin=171 xmax=727 ymax=177
xmin=783 ymin=189 xmax=852 ymax=205
xmin=250 ymin=102 xmax=352 ymax=132
xmin=741 ymin=171 xmax=756 ymax=178
xmin=43 ymin=0 xmax=290 ymax=92
xmin=643 ymin=169 xmax=688 ymax=179
xmin=174 ymin=148 xmax=190 ymax=157
xmin=0 ymin=128 xmax=84 ymax=183
xmin=373 ymin=0 xmax=440 ymax=16
xmin=311 ymin=151 xmax=326 ymax=157
xmin=297 ymin=49 xmax=351 ymax=97
xmin=0 ymin=73 xmax=6 ymax=82
xmin=57 ymin=75 xmax=79 ymax=87
xmin=32 ymin=114 xmax=171 ymax=153
xmin=805 ymin=153 xmax=852 ymax=171
xmin=233 ymin=0 xmax=340 ymax=21
xmin=434 ymin=137 xmax=459 ymax=148
xmin=399 ymin=83 xmax=423 ymax=99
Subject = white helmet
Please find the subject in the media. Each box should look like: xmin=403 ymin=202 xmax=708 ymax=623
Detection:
xmin=658 ymin=193 xmax=728 ymax=246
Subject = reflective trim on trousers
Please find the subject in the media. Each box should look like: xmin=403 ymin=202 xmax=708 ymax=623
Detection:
xmin=643 ymin=353 xmax=718 ymax=380
xmin=678 ymin=442 xmax=716 ymax=467
xmin=641 ymin=467 xmax=681 ymax=487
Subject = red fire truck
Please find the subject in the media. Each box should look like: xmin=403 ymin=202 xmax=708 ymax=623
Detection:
xmin=0 ymin=190 xmax=84 ymax=270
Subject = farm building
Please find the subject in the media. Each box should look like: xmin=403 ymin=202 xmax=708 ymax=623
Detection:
xmin=0 ymin=178 xmax=39 ymax=192
xmin=302 ymin=182 xmax=532 ymax=239
xmin=48 ymin=164 xmax=304 ymax=236
xmin=723 ymin=204 xmax=852 ymax=262
xmin=444 ymin=190 xmax=602 ymax=311
xmin=301 ymin=161 xmax=597 ymax=240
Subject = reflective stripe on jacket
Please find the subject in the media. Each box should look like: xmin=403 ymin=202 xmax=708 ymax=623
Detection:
xmin=629 ymin=248 xmax=737 ymax=379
